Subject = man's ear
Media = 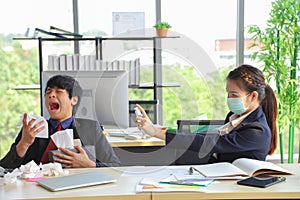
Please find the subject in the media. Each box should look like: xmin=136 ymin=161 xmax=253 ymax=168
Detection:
xmin=71 ymin=96 xmax=78 ymax=106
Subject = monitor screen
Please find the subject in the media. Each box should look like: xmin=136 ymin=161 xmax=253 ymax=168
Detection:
xmin=42 ymin=70 xmax=129 ymax=129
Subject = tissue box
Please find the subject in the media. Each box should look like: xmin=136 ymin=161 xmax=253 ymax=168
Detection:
xmin=49 ymin=145 xmax=96 ymax=167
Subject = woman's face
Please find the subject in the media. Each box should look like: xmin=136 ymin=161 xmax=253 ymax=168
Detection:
xmin=226 ymin=79 xmax=259 ymax=114
xmin=226 ymin=79 xmax=249 ymax=99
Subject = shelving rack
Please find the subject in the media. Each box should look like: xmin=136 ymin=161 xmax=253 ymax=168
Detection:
xmin=16 ymin=36 xmax=179 ymax=124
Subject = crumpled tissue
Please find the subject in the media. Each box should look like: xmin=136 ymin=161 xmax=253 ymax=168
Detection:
xmin=40 ymin=162 xmax=68 ymax=176
xmin=17 ymin=114 xmax=48 ymax=138
xmin=0 ymin=160 xmax=67 ymax=184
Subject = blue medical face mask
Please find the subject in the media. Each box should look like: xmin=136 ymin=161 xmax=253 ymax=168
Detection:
xmin=227 ymin=94 xmax=251 ymax=115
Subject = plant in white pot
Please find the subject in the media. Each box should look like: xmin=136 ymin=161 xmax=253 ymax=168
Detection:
xmin=153 ymin=22 xmax=172 ymax=37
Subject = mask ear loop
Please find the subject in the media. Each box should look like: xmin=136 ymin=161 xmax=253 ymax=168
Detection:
xmin=244 ymin=92 xmax=254 ymax=111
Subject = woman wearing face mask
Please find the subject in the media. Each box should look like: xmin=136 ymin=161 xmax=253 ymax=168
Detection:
xmin=135 ymin=64 xmax=278 ymax=163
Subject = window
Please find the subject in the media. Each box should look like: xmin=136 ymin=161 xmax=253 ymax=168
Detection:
xmin=160 ymin=0 xmax=237 ymax=124
xmin=0 ymin=0 xmax=73 ymax=36
xmin=78 ymin=0 xmax=155 ymax=36
xmin=244 ymin=0 xmax=273 ymax=67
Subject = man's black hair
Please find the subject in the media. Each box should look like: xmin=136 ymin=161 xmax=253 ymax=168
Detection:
xmin=45 ymin=75 xmax=83 ymax=115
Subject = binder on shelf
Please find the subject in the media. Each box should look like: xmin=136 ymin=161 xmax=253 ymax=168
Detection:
xmin=112 ymin=60 xmax=118 ymax=70
xmin=73 ymin=54 xmax=79 ymax=71
xmin=84 ymin=55 xmax=90 ymax=70
xmin=119 ymin=60 xmax=125 ymax=70
xmin=59 ymin=55 xmax=66 ymax=71
xmin=79 ymin=55 xmax=85 ymax=70
xmin=89 ymin=55 xmax=96 ymax=70
xmin=47 ymin=54 xmax=59 ymax=71
xmin=129 ymin=60 xmax=135 ymax=86
xmin=107 ymin=61 xmax=113 ymax=71
xmin=66 ymin=55 xmax=73 ymax=71
xmin=135 ymin=58 xmax=140 ymax=86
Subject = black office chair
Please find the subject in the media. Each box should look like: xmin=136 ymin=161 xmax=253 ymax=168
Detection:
xmin=177 ymin=119 xmax=225 ymax=133
xmin=174 ymin=119 xmax=224 ymax=165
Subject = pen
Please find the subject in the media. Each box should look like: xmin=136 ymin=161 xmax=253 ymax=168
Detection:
xmin=189 ymin=167 xmax=193 ymax=175
xmin=189 ymin=167 xmax=207 ymax=177
xmin=158 ymin=181 xmax=202 ymax=187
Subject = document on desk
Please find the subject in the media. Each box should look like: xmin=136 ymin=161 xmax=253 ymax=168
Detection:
xmin=106 ymin=127 xmax=146 ymax=139
xmin=136 ymin=182 xmax=207 ymax=193
xmin=193 ymin=158 xmax=293 ymax=178
xmin=123 ymin=166 xmax=214 ymax=193
xmin=106 ymin=126 xmax=166 ymax=140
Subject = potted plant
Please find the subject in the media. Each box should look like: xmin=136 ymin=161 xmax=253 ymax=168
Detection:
xmin=153 ymin=22 xmax=172 ymax=37
xmin=248 ymin=0 xmax=300 ymax=163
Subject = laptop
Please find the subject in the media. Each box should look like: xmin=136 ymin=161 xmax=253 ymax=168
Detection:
xmin=36 ymin=171 xmax=116 ymax=191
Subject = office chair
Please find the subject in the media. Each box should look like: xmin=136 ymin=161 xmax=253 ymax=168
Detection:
xmin=177 ymin=119 xmax=225 ymax=133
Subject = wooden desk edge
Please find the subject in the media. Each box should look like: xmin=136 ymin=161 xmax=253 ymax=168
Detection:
xmin=107 ymin=136 xmax=165 ymax=147
xmin=31 ymin=193 xmax=151 ymax=200
xmin=152 ymin=191 xmax=300 ymax=200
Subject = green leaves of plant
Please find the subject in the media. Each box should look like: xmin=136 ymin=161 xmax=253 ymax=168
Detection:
xmin=153 ymin=22 xmax=172 ymax=29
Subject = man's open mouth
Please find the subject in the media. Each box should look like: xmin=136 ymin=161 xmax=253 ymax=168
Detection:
xmin=49 ymin=102 xmax=60 ymax=111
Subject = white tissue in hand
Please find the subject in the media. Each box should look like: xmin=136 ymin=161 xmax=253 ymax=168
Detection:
xmin=51 ymin=129 xmax=74 ymax=148
xmin=17 ymin=114 xmax=48 ymax=138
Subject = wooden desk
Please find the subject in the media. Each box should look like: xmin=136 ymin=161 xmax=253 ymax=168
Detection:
xmin=107 ymin=136 xmax=174 ymax=166
xmin=107 ymin=135 xmax=165 ymax=147
xmin=1 ymin=167 xmax=150 ymax=200
xmin=106 ymin=133 xmax=171 ymax=166
xmin=1 ymin=165 xmax=299 ymax=200
xmin=152 ymin=164 xmax=300 ymax=200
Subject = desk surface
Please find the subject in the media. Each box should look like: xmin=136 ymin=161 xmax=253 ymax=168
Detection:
xmin=1 ymin=167 xmax=150 ymax=200
xmin=153 ymin=164 xmax=300 ymax=200
xmin=105 ymin=127 xmax=165 ymax=147
xmin=1 ymin=164 xmax=300 ymax=200
xmin=107 ymin=135 xmax=165 ymax=147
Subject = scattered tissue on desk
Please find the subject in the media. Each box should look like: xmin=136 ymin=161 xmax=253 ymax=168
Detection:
xmin=17 ymin=114 xmax=48 ymax=138
xmin=40 ymin=162 xmax=67 ymax=176
xmin=1 ymin=161 xmax=67 ymax=184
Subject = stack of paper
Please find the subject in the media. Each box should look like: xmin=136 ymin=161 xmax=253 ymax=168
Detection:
xmin=136 ymin=175 xmax=214 ymax=192
xmin=120 ymin=166 xmax=214 ymax=193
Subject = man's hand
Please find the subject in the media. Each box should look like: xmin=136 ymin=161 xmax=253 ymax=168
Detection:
xmin=16 ymin=113 xmax=46 ymax=157
xmin=53 ymin=146 xmax=96 ymax=168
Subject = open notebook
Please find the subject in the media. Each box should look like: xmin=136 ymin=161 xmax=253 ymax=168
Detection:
xmin=36 ymin=171 xmax=116 ymax=191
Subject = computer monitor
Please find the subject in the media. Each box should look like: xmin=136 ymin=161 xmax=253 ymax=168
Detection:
xmin=42 ymin=70 xmax=129 ymax=129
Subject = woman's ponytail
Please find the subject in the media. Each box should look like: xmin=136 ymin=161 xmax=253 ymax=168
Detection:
xmin=262 ymin=84 xmax=278 ymax=155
